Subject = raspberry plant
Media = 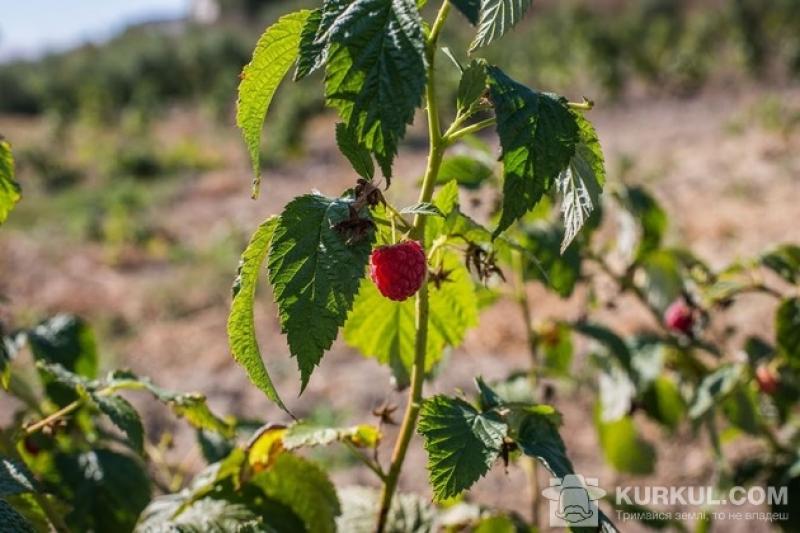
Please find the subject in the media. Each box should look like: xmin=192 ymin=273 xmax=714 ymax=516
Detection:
xmin=2 ymin=1 xmax=800 ymax=532
xmin=228 ymin=0 xmax=616 ymax=531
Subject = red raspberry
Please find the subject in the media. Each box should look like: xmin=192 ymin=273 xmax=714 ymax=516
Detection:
xmin=370 ymin=240 xmax=426 ymax=301
xmin=755 ymin=365 xmax=779 ymax=395
xmin=664 ymin=299 xmax=694 ymax=334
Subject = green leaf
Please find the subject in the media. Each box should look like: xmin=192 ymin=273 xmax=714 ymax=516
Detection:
xmin=0 ymin=139 xmax=21 ymax=225
xmin=27 ymin=314 xmax=98 ymax=379
xmin=722 ymin=386 xmax=761 ymax=435
xmin=399 ymin=202 xmax=444 ymax=217
xmin=269 ymin=194 xmax=374 ymax=390
xmin=451 ymin=0 xmax=481 ymax=25
xmin=107 ymin=370 xmax=234 ymax=437
xmin=470 ymin=0 xmax=533 ymax=52
xmin=322 ymin=0 xmax=427 ymax=177
xmin=557 ymin=112 xmax=605 ymax=253
xmin=457 ymin=59 xmax=488 ymax=113
xmin=250 ymin=453 xmax=341 ymax=533
xmin=94 ymin=394 xmax=145 ymax=454
xmin=436 ymin=155 xmax=494 ymax=190
xmin=639 ymin=250 xmax=685 ymax=313
xmin=139 ymin=498 xmax=264 ymax=532
xmin=573 ymin=322 xmax=632 ymax=374
xmin=761 ymin=244 xmax=800 ymax=284
xmin=52 ymin=449 xmax=151 ymax=532
xmin=512 ymin=407 xmax=574 ymax=479
xmin=520 ymin=223 xmax=581 ymax=297
xmin=688 ymin=364 xmax=742 ymax=419
xmin=228 ymin=217 xmax=289 ymax=413
xmin=283 ymin=421 xmax=381 ymax=449
xmin=335 ymin=123 xmax=374 ymax=180
xmin=642 ymin=376 xmax=685 ymax=430
xmin=776 ymin=297 xmax=800 ymax=362
xmin=294 ymin=8 xmax=325 ymax=81
xmin=417 ymin=395 xmax=507 ymax=501
xmin=614 ymin=185 xmax=667 ymax=262
xmin=487 ymin=67 xmax=579 ymax=236
xmin=0 ymin=500 xmax=34 ymax=533
xmin=237 ymin=10 xmax=311 ymax=197
xmin=344 ymin=251 xmax=477 ymax=387
xmin=0 ymin=457 xmax=36 ymax=497
xmin=595 ymin=410 xmax=655 ymax=475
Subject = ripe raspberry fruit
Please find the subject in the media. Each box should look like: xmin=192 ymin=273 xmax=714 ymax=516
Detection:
xmin=755 ymin=365 xmax=779 ymax=395
xmin=370 ymin=240 xmax=426 ymax=301
xmin=664 ymin=299 xmax=694 ymax=334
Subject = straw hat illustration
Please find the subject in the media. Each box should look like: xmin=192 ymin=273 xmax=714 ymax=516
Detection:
xmin=541 ymin=474 xmax=606 ymax=524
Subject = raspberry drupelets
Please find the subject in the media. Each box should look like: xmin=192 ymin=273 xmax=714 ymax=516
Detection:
xmin=370 ymin=240 xmax=427 ymax=301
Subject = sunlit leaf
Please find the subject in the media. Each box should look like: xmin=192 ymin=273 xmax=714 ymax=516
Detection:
xmin=237 ymin=11 xmax=311 ymax=196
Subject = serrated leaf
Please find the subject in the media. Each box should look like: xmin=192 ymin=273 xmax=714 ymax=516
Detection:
xmin=0 ymin=500 xmax=34 ymax=533
xmin=335 ymin=123 xmax=374 ymax=180
xmin=228 ymin=217 xmax=289 ymax=413
xmin=451 ymin=0 xmax=481 ymax=25
xmin=487 ymin=67 xmax=579 ymax=236
xmin=283 ymin=421 xmax=381 ymax=450
xmin=776 ymin=297 xmax=800 ymax=362
xmin=558 ymin=112 xmax=605 ymax=253
xmin=436 ymin=155 xmax=493 ymax=190
xmin=457 ymin=59 xmax=487 ymax=112
xmin=94 ymin=394 xmax=144 ymax=454
xmin=251 ymin=453 xmax=341 ymax=533
xmin=167 ymin=394 xmax=234 ymax=438
xmin=0 ymin=139 xmax=21 ymax=225
xmin=418 ymin=395 xmax=507 ymax=501
xmin=0 ymin=457 xmax=36 ymax=497
xmin=322 ymin=0 xmax=427 ymax=177
xmin=470 ymin=0 xmax=532 ymax=52
xmin=36 ymin=361 xmax=96 ymax=391
xmin=512 ymin=407 xmax=574 ymax=479
xmin=344 ymin=251 xmax=477 ymax=387
xmin=761 ymin=244 xmax=800 ymax=284
xmin=269 ymin=194 xmax=374 ymax=390
xmin=237 ymin=10 xmax=311 ymax=197
xmin=294 ymin=8 xmax=325 ymax=81
xmin=141 ymin=498 xmax=264 ymax=533
xmin=399 ymin=202 xmax=444 ymax=217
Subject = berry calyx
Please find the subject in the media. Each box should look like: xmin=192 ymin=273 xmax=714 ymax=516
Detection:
xmin=370 ymin=240 xmax=426 ymax=301
xmin=664 ymin=299 xmax=694 ymax=334
xmin=755 ymin=365 xmax=779 ymax=395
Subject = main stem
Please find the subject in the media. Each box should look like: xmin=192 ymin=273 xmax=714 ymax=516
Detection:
xmin=375 ymin=3 xmax=450 ymax=531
